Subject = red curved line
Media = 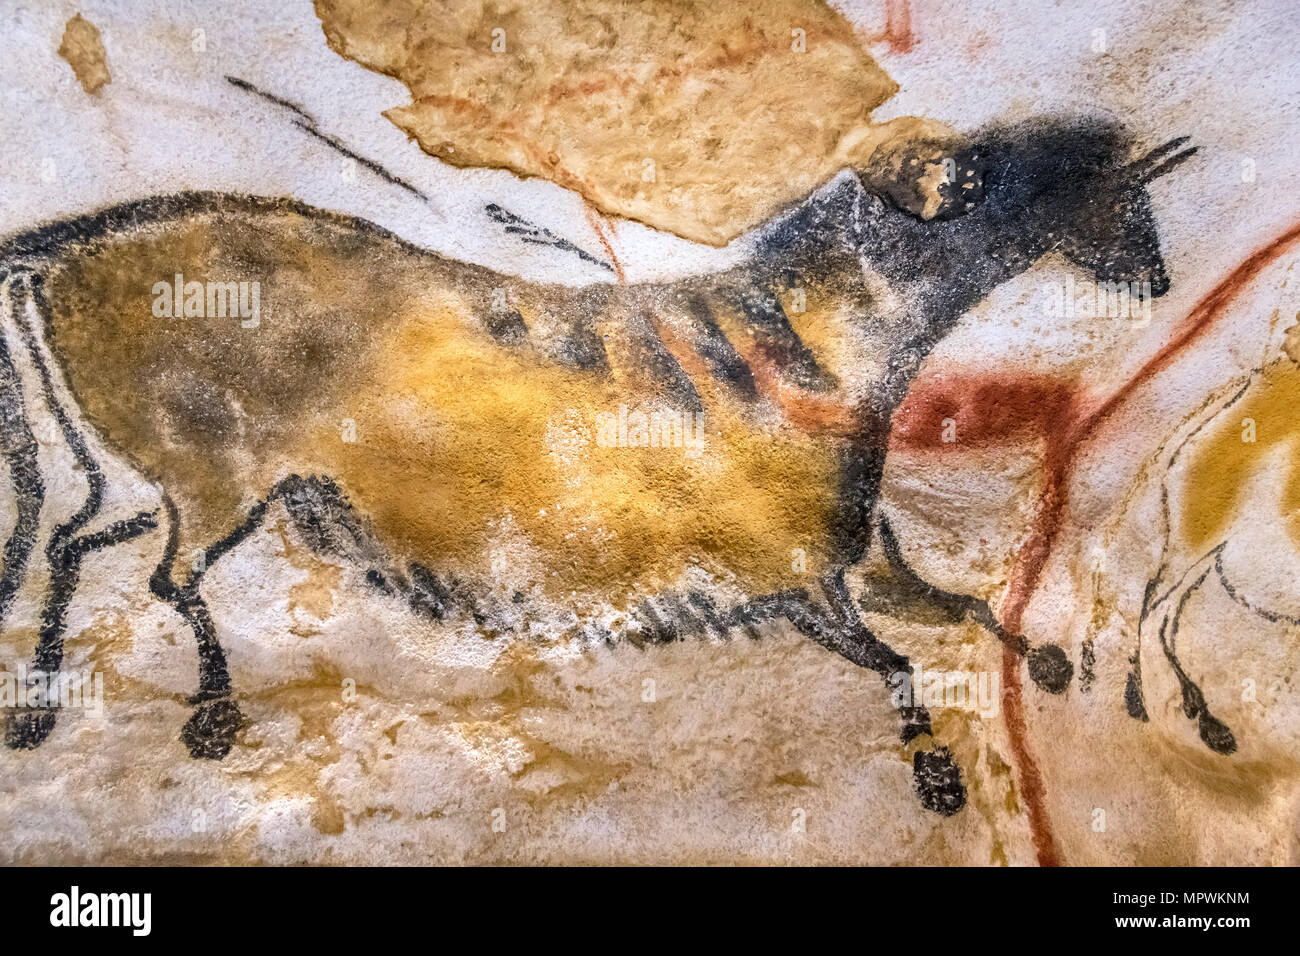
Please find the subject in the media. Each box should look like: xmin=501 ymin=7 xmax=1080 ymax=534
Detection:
xmin=998 ymin=217 xmax=1300 ymax=867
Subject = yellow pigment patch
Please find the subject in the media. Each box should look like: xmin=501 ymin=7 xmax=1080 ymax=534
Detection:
xmin=296 ymin=294 xmax=840 ymax=598
xmin=58 ymin=14 xmax=111 ymax=95
xmin=1181 ymin=359 xmax=1300 ymax=552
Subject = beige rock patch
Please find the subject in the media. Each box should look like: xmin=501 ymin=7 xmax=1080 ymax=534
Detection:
xmin=313 ymin=0 xmax=948 ymax=245
xmin=58 ymin=13 xmax=110 ymax=95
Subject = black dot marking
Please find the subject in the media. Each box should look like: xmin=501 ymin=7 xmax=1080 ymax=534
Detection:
xmin=4 ymin=709 xmax=57 ymax=750
xmin=1028 ymin=644 xmax=1073 ymax=694
xmin=1198 ymin=712 xmax=1237 ymax=755
xmin=181 ymin=696 xmax=242 ymax=760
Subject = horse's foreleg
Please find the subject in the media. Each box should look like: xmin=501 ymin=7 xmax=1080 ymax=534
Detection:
xmin=867 ymin=514 xmax=1073 ymax=693
xmin=733 ymin=575 xmax=966 ymax=816
xmin=1126 ymin=576 xmax=1162 ymax=722
xmin=818 ymin=566 xmax=966 ymax=815
xmin=1157 ymin=562 xmax=1237 ymax=755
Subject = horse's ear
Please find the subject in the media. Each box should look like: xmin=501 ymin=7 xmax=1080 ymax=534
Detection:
xmin=1127 ymin=138 xmax=1198 ymax=185
xmin=857 ymin=139 xmax=988 ymax=221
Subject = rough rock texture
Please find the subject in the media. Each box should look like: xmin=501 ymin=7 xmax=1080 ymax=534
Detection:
xmin=314 ymin=0 xmax=956 ymax=245
xmin=1 ymin=0 xmax=1299 ymax=867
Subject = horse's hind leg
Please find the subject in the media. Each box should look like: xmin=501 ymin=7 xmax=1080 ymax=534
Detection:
xmin=3 ymin=269 xmax=156 ymax=748
xmin=0 ymin=271 xmax=44 ymax=629
xmin=6 ymin=513 xmax=156 ymax=748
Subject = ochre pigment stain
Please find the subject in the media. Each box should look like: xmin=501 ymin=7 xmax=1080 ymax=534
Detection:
xmin=311 ymin=0 xmax=944 ymax=246
xmin=1181 ymin=358 xmax=1300 ymax=552
xmin=57 ymin=14 xmax=110 ymax=95
xmin=891 ymin=374 xmax=1073 ymax=450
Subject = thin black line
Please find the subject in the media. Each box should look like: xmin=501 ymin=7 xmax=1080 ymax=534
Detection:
xmin=225 ymin=75 xmax=432 ymax=203
xmin=1214 ymin=550 xmax=1300 ymax=626
xmin=0 ymin=191 xmax=443 ymax=265
xmin=290 ymin=120 xmax=431 ymax=203
xmin=485 ymin=203 xmax=613 ymax=272
xmin=224 ymin=75 xmax=314 ymax=122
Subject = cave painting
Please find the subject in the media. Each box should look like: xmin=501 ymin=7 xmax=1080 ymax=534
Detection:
xmin=0 ymin=118 xmax=1195 ymax=816
xmin=2 ymin=0 xmax=1297 ymax=866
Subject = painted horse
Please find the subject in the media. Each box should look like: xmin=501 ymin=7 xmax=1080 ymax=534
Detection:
xmin=0 ymin=117 xmax=1195 ymax=815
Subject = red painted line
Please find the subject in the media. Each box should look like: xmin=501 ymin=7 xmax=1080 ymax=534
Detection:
xmin=884 ymin=0 xmax=916 ymax=53
xmin=998 ymin=218 xmax=1300 ymax=866
xmin=584 ymin=203 xmax=625 ymax=283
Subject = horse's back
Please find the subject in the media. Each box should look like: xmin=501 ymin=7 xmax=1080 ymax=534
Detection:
xmin=12 ymin=195 xmax=845 ymax=603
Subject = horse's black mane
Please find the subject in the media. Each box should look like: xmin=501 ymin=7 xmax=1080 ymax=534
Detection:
xmin=757 ymin=116 xmax=1135 ymax=254
xmin=749 ymin=116 xmax=1151 ymax=317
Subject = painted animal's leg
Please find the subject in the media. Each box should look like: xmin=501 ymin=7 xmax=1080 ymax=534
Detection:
xmin=152 ymin=473 xmax=414 ymax=758
xmin=868 ymin=514 xmax=1073 ymax=693
xmin=5 ymin=269 xmax=156 ymax=748
xmin=149 ymin=490 xmax=258 ymax=759
xmin=1132 ymin=547 xmax=1236 ymax=753
xmin=731 ymin=575 xmax=966 ymax=815
xmin=150 ymin=479 xmax=308 ymax=759
xmin=5 ymin=512 xmax=156 ymax=749
xmin=0 ymin=271 xmax=44 ymax=630
xmin=1157 ymin=564 xmax=1236 ymax=754
xmin=831 ymin=420 xmax=889 ymax=566
xmin=1125 ymin=576 xmax=1159 ymax=722
xmin=819 ymin=567 xmax=966 ymax=814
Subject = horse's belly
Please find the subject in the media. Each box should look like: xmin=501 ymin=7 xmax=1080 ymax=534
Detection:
xmin=303 ymin=299 xmax=843 ymax=602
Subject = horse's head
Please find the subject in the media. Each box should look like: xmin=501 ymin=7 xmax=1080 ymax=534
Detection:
xmin=968 ymin=120 xmax=1196 ymax=297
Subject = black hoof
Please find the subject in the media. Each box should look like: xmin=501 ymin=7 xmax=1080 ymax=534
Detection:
xmin=1124 ymin=671 xmax=1149 ymax=720
xmin=181 ymin=696 xmax=242 ymax=760
xmin=913 ymin=748 xmax=966 ymax=816
xmin=5 ymin=708 xmax=57 ymax=750
xmin=1028 ymin=644 xmax=1072 ymax=694
xmin=1198 ymin=711 xmax=1237 ymax=755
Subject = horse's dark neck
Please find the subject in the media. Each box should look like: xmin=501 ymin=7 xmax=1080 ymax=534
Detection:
xmin=754 ymin=175 xmax=1041 ymax=409
xmin=759 ymin=175 xmax=1038 ymax=310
